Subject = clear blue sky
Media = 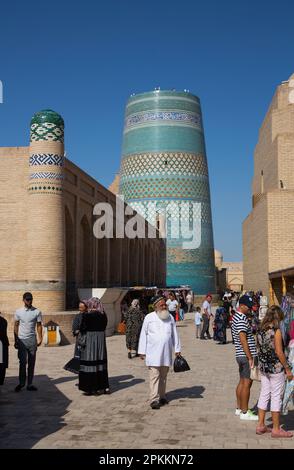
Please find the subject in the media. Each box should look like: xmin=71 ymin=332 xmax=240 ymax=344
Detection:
xmin=0 ymin=0 xmax=293 ymax=261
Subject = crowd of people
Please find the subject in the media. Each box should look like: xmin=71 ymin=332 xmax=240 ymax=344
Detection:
xmin=120 ymin=289 xmax=193 ymax=322
xmin=121 ymin=290 xmax=193 ymax=361
xmin=193 ymin=291 xmax=294 ymax=437
xmin=0 ymin=288 xmax=293 ymax=439
xmin=231 ymin=294 xmax=294 ymax=437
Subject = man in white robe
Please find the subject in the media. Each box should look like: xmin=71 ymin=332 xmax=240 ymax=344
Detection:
xmin=138 ymin=296 xmax=181 ymax=409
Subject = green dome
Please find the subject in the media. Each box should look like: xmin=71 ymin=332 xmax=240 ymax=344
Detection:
xmin=31 ymin=109 xmax=64 ymax=127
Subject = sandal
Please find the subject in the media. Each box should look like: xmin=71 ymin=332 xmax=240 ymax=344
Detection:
xmin=271 ymin=427 xmax=293 ymax=438
xmin=104 ymin=389 xmax=111 ymax=394
xmin=256 ymin=425 xmax=272 ymax=435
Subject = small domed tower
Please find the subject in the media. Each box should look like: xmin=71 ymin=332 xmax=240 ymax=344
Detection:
xmin=27 ymin=109 xmax=65 ymax=311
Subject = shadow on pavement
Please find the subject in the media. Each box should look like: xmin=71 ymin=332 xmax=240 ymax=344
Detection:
xmin=167 ymin=385 xmax=205 ymax=401
xmin=214 ymin=340 xmax=233 ymax=345
xmin=51 ymin=376 xmax=78 ymax=385
xmin=0 ymin=375 xmax=71 ymax=449
xmin=109 ymin=374 xmax=145 ymax=393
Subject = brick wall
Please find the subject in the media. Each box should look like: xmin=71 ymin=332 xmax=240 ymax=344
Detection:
xmin=243 ymin=195 xmax=270 ymax=296
xmin=243 ymin=75 xmax=294 ymax=298
xmin=0 ymin=145 xmax=166 ymax=318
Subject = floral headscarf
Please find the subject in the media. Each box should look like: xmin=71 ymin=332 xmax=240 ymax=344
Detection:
xmin=83 ymin=297 xmax=105 ymax=313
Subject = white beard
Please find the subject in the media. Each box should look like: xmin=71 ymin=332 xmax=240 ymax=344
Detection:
xmin=156 ymin=309 xmax=170 ymax=320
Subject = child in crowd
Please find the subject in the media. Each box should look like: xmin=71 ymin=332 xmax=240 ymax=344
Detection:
xmin=195 ymin=307 xmax=202 ymax=339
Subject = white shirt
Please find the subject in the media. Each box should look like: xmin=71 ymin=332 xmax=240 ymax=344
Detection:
xmin=15 ymin=306 xmax=42 ymax=340
xmin=138 ymin=311 xmax=181 ymax=366
xmin=166 ymin=299 xmax=178 ymax=312
xmin=186 ymin=294 xmax=193 ymax=304
xmin=195 ymin=312 xmax=202 ymax=325
xmin=202 ymin=300 xmax=212 ymax=317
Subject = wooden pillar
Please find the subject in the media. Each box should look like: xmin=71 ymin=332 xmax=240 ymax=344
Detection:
xmin=126 ymin=238 xmax=130 ymax=285
xmin=269 ymin=280 xmax=275 ymax=305
xmin=118 ymin=238 xmax=123 ymax=286
xmin=282 ymin=275 xmax=287 ymax=296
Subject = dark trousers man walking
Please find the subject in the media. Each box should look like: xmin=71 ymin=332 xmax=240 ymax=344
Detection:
xmin=200 ymin=314 xmax=211 ymax=339
xmin=14 ymin=292 xmax=43 ymax=392
xmin=17 ymin=338 xmax=37 ymax=388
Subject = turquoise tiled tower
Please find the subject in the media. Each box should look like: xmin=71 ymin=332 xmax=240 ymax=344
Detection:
xmin=119 ymin=90 xmax=216 ymax=294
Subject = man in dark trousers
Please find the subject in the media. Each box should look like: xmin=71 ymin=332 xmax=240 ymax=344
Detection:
xmin=14 ymin=292 xmax=43 ymax=392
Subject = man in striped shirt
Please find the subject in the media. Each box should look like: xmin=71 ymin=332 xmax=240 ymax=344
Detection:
xmin=232 ymin=295 xmax=258 ymax=421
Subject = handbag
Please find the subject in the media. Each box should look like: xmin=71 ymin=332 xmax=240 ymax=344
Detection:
xmin=173 ymin=355 xmax=190 ymax=373
xmin=63 ymin=357 xmax=80 ymax=374
xmin=250 ymin=365 xmax=261 ymax=381
xmin=116 ymin=321 xmax=126 ymax=335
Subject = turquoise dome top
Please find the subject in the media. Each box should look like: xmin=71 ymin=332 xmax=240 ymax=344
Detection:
xmin=31 ymin=109 xmax=64 ymax=127
xmin=127 ymin=89 xmax=200 ymax=105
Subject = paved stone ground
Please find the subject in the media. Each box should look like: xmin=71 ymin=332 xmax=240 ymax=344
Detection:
xmin=1 ymin=312 xmax=293 ymax=449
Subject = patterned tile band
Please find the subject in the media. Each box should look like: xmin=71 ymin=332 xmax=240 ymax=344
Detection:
xmin=29 ymin=154 xmax=64 ymax=166
xmin=29 ymin=172 xmax=64 ymax=180
xmin=124 ymin=110 xmax=201 ymax=132
xmin=121 ymin=152 xmax=208 ymax=177
xmin=128 ymin=199 xmax=212 ymax=225
xmin=28 ymin=185 xmax=63 ymax=194
xmin=30 ymin=122 xmax=64 ymax=142
xmin=120 ymin=178 xmax=210 ymax=201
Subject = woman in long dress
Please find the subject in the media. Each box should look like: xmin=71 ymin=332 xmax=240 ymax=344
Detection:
xmin=214 ymin=306 xmax=227 ymax=344
xmin=0 ymin=313 xmax=9 ymax=386
xmin=78 ymin=297 xmax=110 ymax=396
xmin=64 ymin=301 xmax=87 ymax=374
xmin=125 ymin=299 xmax=144 ymax=359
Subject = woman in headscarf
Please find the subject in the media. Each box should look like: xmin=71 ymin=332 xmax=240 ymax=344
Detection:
xmin=64 ymin=301 xmax=87 ymax=375
xmin=0 ymin=312 xmax=9 ymax=386
xmin=78 ymin=297 xmax=110 ymax=395
xmin=214 ymin=306 xmax=227 ymax=344
xmin=125 ymin=299 xmax=144 ymax=359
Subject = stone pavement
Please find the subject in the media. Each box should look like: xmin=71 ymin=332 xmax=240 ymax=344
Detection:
xmin=0 ymin=312 xmax=293 ymax=449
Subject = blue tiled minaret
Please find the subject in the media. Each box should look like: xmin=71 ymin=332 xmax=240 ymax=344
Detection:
xmin=119 ymin=90 xmax=216 ymax=294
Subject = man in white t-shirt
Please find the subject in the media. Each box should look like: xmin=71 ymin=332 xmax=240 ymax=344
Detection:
xmin=14 ymin=292 xmax=43 ymax=392
xmin=166 ymin=292 xmax=178 ymax=321
xmin=200 ymin=294 xmax=212 ymax=339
